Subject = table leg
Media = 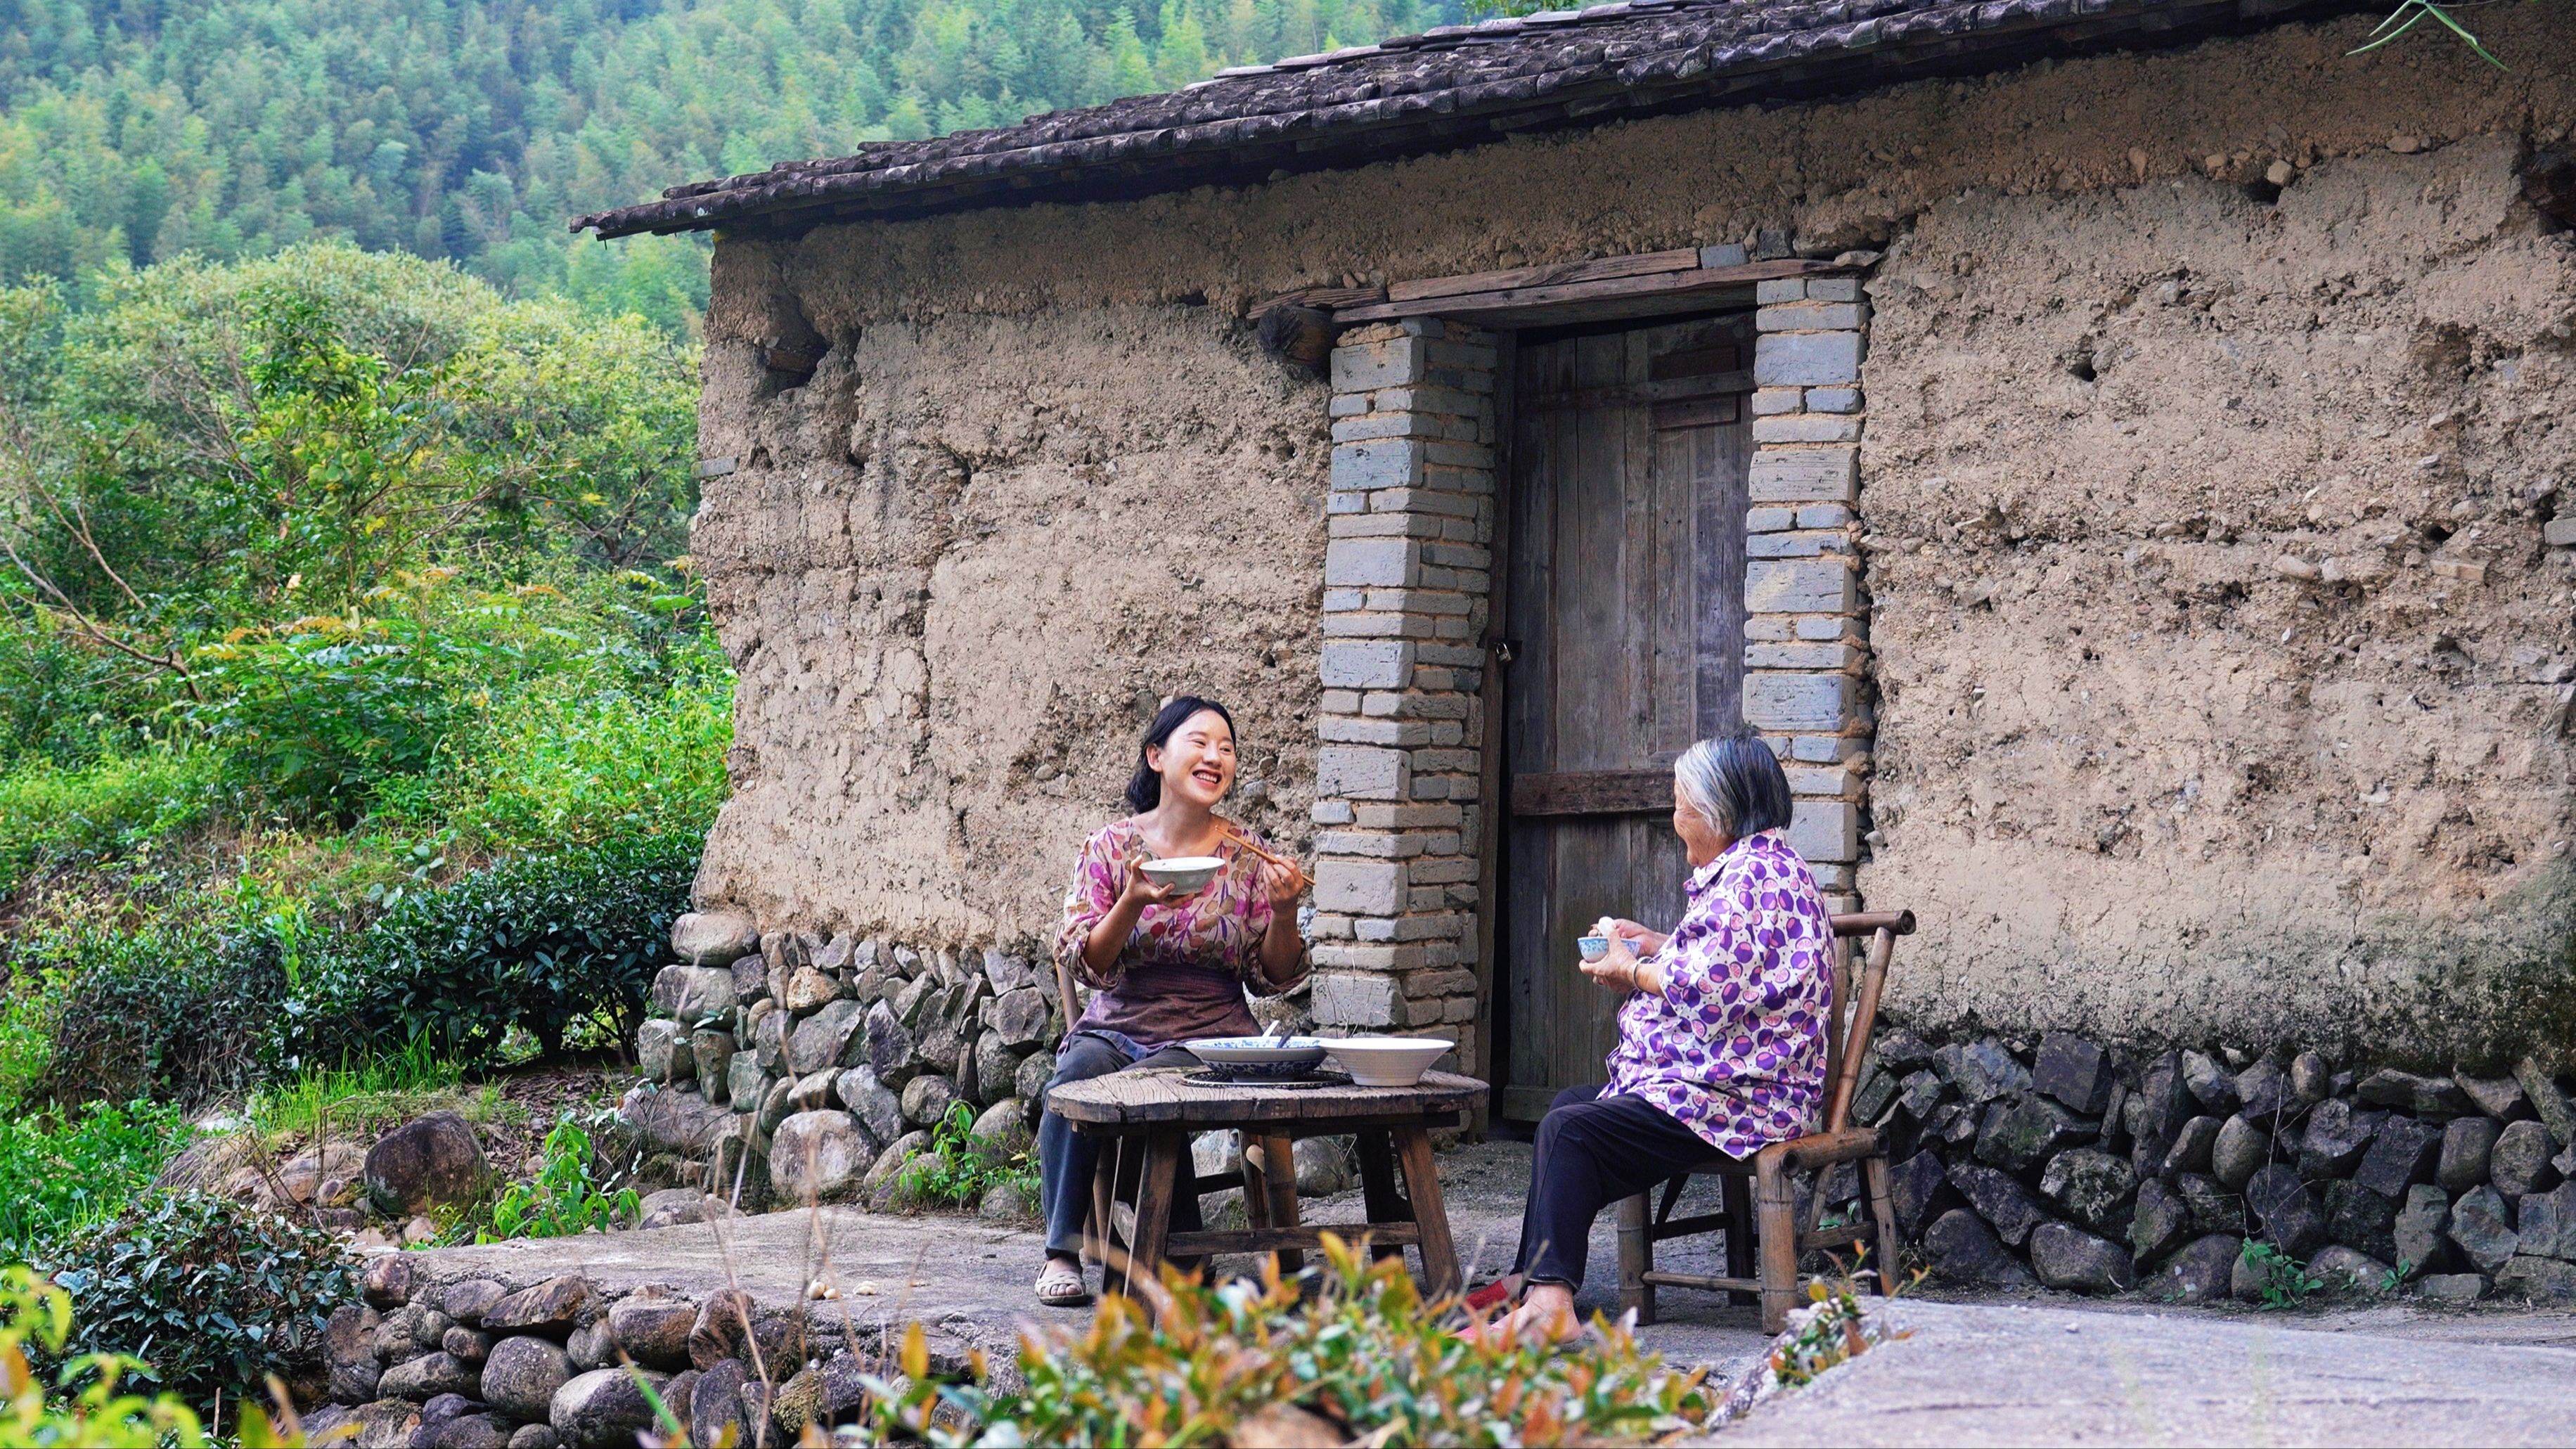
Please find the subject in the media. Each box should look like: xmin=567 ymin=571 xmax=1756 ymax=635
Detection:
xmin=1126 ymin=1128 xmax=1184 ymax=1296
xmin=1355 ymin=1128 xmax=1411 ymax=1266
xmin=1392 ymin=1123 xmax=1460 ymax=1299
xmin=1262 ymin=1133 xmax=1303 ymax=1275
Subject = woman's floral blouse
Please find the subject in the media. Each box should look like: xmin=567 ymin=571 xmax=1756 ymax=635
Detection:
xmin=1050 ymin=818 xmax=1305 ymax=1046
xmin=1604 ymin=827 xmax=1834 ymax=1156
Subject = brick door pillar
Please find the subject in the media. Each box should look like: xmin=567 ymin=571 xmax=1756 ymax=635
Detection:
xmin=1746 ymin=273 xmax=1873 ymax=906
xmin=1306 ymin=318 xmax=1498 ymax=1064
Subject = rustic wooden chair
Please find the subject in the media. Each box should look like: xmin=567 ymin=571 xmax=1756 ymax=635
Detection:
xmin=1614 ymin=908 xmax=1915 ymax=1334
xmin=1048 ymin=951 xmax=1301 ymax=1280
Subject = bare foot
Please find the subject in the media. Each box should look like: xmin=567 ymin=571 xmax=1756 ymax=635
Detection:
xmin=1468 ymin=1283 xmax=1579 ymax=1347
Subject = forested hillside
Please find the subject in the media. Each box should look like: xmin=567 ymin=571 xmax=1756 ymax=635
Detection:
xmin=0 ymin=0 xmax=1462 ymax=331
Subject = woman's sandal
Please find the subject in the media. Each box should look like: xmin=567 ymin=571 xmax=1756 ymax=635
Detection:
xmin=1034 ymin=1258 xmax=1093 ymax=1308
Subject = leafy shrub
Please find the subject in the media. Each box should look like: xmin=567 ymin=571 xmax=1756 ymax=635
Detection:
xmin=44 ymin=1194 xmax=356 ymax=1415
xmin=186 ymin=614 xmax=472 ymax=822
xmin=0 ymin=1100 xmax=193 ymax=1265
xmin=895 ymin=1101 xmax=1038 ymax=1210
xmin=477 ymin=1111 xmax=640 ymax=1242
xmin=865 ymin=1237 xmax=1719 ymax=1446
xmin=0 ymin=1266 xmax=212 ymax=1448
xmin=302 ymin=830 xmax=700 ymax=1068
xmin=27 ymin=903 xmax=285 ymax=1109
xmin=380 ymin=664 xmax=732 ymax=853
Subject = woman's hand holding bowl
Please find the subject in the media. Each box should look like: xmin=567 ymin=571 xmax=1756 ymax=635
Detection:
xmin=1605 ymin=917 xmax=1669 ymax=958
xmin=1578 ymin=931 xmax=1650 ymax=993
xmin=1119 ymin=851 xmax=1194 ymax=908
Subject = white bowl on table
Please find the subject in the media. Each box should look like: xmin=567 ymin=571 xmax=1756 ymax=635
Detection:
xmin=1322 ymin=1036 xmax=1453 ymax=1088
xmin=1138 ymin=856 xmax=1224 ymax=894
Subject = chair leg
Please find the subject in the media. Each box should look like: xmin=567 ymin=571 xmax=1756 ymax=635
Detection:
xmin=1616 ymin=1191 xmax=1656 ymax=1325
xmin=1862 ymin=1153 xmax=1902 ymax=1295
xmin=1753 ymin=1154 xmax=1801 ymax=1334
xmin=1725 ymin=1174 xmax=1757 ymax=1306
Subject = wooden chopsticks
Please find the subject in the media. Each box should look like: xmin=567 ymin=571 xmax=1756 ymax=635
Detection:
xmin=1224 ymin=829 xmax=1301 ymax=872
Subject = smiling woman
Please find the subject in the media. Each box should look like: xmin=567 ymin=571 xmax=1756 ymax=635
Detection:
xmin=1026 ymin=694 xmax=1311 ymax=1306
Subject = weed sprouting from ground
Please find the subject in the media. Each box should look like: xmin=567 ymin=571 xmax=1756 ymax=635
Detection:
xmin=477 ymin=1111 xmax=640 ymax=1242
xmin=894 ymin=1101 xmax=1038 ymax=1210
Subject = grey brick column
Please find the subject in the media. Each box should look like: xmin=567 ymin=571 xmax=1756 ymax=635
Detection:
xmin=1746 ymin=273 xmax=1872 ymax=906
xmin=1306 ymin=318 xmax=1497 ymax=1064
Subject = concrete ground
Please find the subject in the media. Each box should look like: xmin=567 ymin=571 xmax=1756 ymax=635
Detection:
xmin=416 ymin=1135 xmax=2576 ymax=1441
xmin=1718 ymin=1295 xmax=2576 ymax=1447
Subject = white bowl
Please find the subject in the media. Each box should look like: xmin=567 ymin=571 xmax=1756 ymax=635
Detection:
xmin=1322 ymin=1036 xmax=1453 ymax=1088
xmin=1139 ymin=856 xmax=1223 ymax=894
xmin=1185 ymin=1036 xmax=1329 ymax=1080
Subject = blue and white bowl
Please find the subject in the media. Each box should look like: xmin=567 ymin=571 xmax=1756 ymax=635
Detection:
xmin=1577 ymin=935 xmax=1611 ymax=962
xmin=1185 ymin=1036 xmax=1330 ymax=1080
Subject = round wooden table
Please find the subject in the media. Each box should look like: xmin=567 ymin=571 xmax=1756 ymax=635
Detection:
xmin=1045 ymin=1067 xmax=1483 ymax=1299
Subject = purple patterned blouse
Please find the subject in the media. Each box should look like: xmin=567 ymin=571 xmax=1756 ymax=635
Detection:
xmin=1603 ymin=828 xmax=1834 ymax=1157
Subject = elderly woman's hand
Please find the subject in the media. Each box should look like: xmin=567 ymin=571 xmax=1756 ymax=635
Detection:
xmin=1605 ymin=917 xmax=1670 ymax=958
xmin=1579 ymin=933 xmax=1659 ymax=994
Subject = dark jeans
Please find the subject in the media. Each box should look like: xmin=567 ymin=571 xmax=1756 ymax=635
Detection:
xmin=1513 ymin=1083 xmax=1718 ymax=1287
xmin=1037 ymin=1032 xmax=1205 ymax=1257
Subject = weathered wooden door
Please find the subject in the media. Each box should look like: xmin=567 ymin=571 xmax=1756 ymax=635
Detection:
xmin=1499 ymin=314 xmax=1751 ymax=1122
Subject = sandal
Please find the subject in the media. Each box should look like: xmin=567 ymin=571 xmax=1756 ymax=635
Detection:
xmin=1035 ymin=1257 xmax=1093 ymax=1307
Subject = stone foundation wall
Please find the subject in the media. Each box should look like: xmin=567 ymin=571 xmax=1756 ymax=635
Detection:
xmin=1843 ymin=1025 xmax=2576 ymax=1306
xmin=625 ymin=915 xmax=1064 ymax=1212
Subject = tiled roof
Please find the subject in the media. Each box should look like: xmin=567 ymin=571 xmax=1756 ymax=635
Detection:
xmin=574 ymin=0 xmax=2352 ymax=238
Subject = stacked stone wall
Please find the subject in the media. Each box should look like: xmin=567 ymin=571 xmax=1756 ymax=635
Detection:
xmin=308 ymin=1255 xmax=979 ymax=1448
xmin=626 ymin=913 xmax=1060 ymax=1212
xmin=1835 ymin=1024 xmax=2576 ymax=1305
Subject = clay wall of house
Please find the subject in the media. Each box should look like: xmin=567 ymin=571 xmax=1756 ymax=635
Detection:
xmin=688 ymin=4 xmax=2576 ymax=1065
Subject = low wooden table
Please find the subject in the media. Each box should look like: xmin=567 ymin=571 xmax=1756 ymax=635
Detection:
xmin=1047 ymin=1067 xmax=1482 ymax=1299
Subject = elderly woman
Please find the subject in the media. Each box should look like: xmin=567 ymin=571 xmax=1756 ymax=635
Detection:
xmin=1486 ymin=731 xmax=1834 ymax=1342
xmin=1031 ymin=695 xmax=1307 ymax=1307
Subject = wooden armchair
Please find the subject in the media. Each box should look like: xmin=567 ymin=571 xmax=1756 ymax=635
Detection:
xmin=1614 ymin=908 xmax=1916 ymax=1334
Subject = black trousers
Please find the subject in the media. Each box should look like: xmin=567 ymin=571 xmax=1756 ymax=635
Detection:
xmin=1513 ymin=1083 xmax=1716 ymax=1287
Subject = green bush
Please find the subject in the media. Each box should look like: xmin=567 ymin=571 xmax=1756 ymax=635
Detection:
xmin=303 ymin=831 xmax=701 ymax=1069
xmin=477 ymin=1111 xmax=641 ymax=1242
xmin=44 ymin=1193 xmax=356 ymax=1415
xmin=0 ymin=1100 xmax=193 ymax=1265
xmin=185 ymin=615 xmax=472 ymax=823
xmin=25 ymin=902 xmax=284 ymax=1109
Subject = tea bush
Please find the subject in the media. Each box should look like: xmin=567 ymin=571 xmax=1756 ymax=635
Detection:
xmin=44 ymin=1194 xmax=356 ymax=1415
xmin=27 ymin=903 xmax=285 ymax=1109
xmin=0 ymin=1266 xmax=213 ymax=1448
xmin=300 ymin=830 xmax=700 ymax=1068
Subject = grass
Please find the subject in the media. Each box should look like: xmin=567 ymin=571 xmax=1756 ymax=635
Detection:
xmin=0 ymin=1100 xmax=194 ymax=1264
xmin=0 ymin=746 xmax=222 ymax=898
xmin=241 ymin=1038 xmax=470 ymax=1147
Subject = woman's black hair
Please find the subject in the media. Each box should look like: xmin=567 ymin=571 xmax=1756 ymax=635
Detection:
xmin=1125 ymin=695 xmax=1237 ymax=813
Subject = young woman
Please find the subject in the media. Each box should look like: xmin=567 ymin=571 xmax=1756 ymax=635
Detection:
xmin=1031 ymin=695 xmax=1308 ymax=1306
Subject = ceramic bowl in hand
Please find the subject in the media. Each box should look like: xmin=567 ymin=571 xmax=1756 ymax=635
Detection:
xmin=1322 ymin=1035 xmax=1453 ymax=1088
xmin=1577 ymin=935 xmax=1611 ymax=962
xmin=1185 ymin=1036 xmax=1329 ymax=1081
xmin=1139 ymin=856 xmax=1224 ymax=894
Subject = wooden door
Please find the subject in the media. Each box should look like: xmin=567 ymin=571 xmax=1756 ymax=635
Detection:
xmin=1498 ymin=314 xmax=1751 ymax=1122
